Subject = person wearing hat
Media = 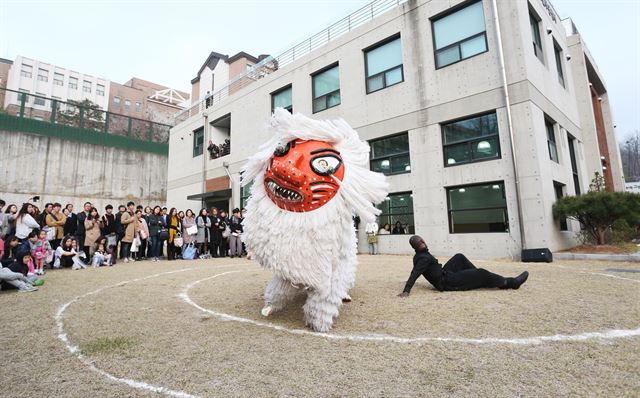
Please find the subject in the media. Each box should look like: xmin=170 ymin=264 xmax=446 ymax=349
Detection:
xmin=398 ymin=236 xmax=529 ymax=297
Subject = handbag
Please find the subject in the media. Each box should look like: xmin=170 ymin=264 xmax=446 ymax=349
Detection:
xmin=222 ymin=226 xmax=231 ymax=239
xmin=158 ymin=228 xmax=169 ymax=241
xmin=182 ymin=243 xmax=196 ymax=260
xmin=44 ymin=226 xmax=56 ymax=241
xmin=186 ymin=224 xmax=198 ymax=235
xmin=139 ymin=229 xmax=148 ymax=240
xmin=106 ymin=233 xmax=117 ymax=247
xmin=173 ymin=233 xmax=184 ymax=248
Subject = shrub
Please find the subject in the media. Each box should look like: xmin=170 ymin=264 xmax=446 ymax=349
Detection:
xmin=553 ymin=191 xmax=640 ymax=245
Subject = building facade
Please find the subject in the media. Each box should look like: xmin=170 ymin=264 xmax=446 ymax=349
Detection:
xmin=167 ymin=0 xmax=624 ymax=258
xmin=3 ymin=55 xmax=110 ymax=115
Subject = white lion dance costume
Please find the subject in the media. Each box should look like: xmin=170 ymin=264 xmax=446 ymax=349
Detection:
xmin=241 ymin=108 xmax=388 ymax=332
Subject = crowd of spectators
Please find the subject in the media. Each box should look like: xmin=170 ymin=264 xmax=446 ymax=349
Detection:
xmin=0 ymin=198 xmax=247 ymax=293
xmin=207 ymin=139 xmax=231 ymax=160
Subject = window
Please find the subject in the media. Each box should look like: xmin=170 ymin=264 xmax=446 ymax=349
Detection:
xmin=54 ymin=72 xmax=64 ymax=86
xmin=432 ymin=1 xmax=487 ymax=69
xmin=240 ymin=180 xmax=254 ymax=209
xmin=447 ymin=182 xmax=509 ymax=233
xmin=312 ymin=64 xmax=340 ymax=113
xmin=34 ymin=93 xmax=46 ymax=106
xmin=20 ymin=64 xmax=32 ymax=78
xmin=83 ymin=80 xmax=91 ymax=93
xmin=97 ymin=84 xmax=105 ymax=96
xmin=113 ymin=96 xmax=121 ymax=107
xmin=567 ymin=134 xmax=581 ymax=195
xmin=17 ymin=89 xmax=29 ymax=103
xmin=442 ymin=112 xmax=500 ymax=166
xmin=545 ymin=118 xmax=559 ymax=163
xmin=37 ymin=68 xmax=48 ymax=82
xmin=377 ymin=192 xmax=414 ymax=234
xmin=271 ymin=85 xmax=292 ymax=113
xmin=135 ymin=102 xmax=141 ymax=112
xmin=365 ymin=35 xmax=403 ymax=93
xmin=530 ymin=9 xmax=544 ymax=62
xmin=370 ymin=133 xmax=411 ymax=175
xmin=193 ymin=127 xmax=204 ymax=157
xmin=553 ymin=40 xmax=565 ymax=87
xmin=553 ymin=181 xmax=568 ymax=231
xmin=69 ymin=76 xmax=78 ymax=89
xmin=124 ymin=100 xmax=131 ymax=111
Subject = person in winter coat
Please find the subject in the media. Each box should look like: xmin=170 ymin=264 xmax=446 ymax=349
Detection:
xmin=1 ymin=204 xmax=18 ymax=238
xmin=63 ymin=204 xmax=77 ymax=237
xmin=166 ymin=208 xmax=181 ymax=261
xmin=119 ymin=202 xmax=138 ymax=263
xmin=84 ymin=207 xmax=103 ymax=255
xmin=217 ymin=210 xmax=229 ymax=257
xmin=209 ymin=207 xmax=221 ymax=257
xmin=195 ymin=208 xmax=211 ymax=256
xmin=15 ymin=203 xmax=41 ymax=240
xmin=45 ymin=203 xmax=67 ymax=250
xmin=147 ymin=206 xmax=165 ymax=262
xmin=228 ymin=208 xmax=244 ymax=258
xmin=76 ymin=202 xmax=92 ymax=257
xmin=136 ymin=212 xmax=149 ymax=261
xmin=182 ymin=209 xmax=196 ymax=245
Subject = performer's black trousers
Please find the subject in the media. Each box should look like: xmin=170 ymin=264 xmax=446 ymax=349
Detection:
xmin=442 ymin=254 xmax=507 ymax=291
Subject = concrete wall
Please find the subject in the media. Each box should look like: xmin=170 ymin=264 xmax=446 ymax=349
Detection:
xmin=168 ymin=0 xmax=621 ymax=258
xmin=0 ymin=129 xmax=167 ymax=211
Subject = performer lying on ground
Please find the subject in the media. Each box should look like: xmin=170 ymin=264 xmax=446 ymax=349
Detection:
xmin=398 ymin=235 xmax=529 ymax=297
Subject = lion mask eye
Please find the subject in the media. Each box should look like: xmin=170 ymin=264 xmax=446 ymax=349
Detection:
xmin=310 ymin=155 xmax=342 ymax=176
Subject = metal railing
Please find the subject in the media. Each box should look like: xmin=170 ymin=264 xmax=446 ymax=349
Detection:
xmin=175 ymin=0 xmax=408 ymax=125
xmin=0 ymin=87 xmax=172 ymax=144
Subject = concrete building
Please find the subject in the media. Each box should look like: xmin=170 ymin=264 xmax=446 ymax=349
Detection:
xmin=167 ymin=0 xmax=624 ymax=258
xmin=108 ymin=78 xmax=189 ymax=126
xmin=3 ymin=55 xmax=110 ymax=115
xmin=0 ymin=58 xmax=13 ymax=110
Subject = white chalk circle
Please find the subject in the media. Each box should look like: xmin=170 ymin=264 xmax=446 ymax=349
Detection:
xmin=180 ymin=269 xmax=640 ymax=345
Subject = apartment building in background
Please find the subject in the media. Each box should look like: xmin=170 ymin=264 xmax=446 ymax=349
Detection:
xmin=167 ymin=0 xmax=624 ymax=258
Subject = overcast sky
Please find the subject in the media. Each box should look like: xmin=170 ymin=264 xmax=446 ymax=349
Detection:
xmin=0 ymin=0 xmax=637 ymax=141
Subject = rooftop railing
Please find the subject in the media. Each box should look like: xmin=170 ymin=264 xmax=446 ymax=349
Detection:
xmin=175 ymin=0 xmax=408 ymax=125
xmin=0 ymin=87 xmax=171 ymax=154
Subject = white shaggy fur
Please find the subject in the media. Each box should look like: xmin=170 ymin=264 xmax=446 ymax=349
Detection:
xmin=242 ymin=109 xmax=388 ymax=332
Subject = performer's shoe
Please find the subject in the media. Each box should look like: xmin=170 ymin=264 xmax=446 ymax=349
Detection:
xmin=342 ymin=294 xmax=352 ymax=303
xmin=261 ymin=305 xmax=273 ymax=317
xmin=511 ymin=271 xmax=529 ymax=289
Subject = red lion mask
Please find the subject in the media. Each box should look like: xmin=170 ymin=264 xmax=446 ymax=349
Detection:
xmin=264 ymin=139 xmax=345 ymax=212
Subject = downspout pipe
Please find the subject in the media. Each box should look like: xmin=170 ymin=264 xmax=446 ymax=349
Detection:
xmin=202 ymin=114 xmax=208 ymax=209
xmin=490 ymin=0 xmax=527 ymax=255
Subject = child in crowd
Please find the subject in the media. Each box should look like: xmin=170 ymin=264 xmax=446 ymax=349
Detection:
xmin=70 ymin=238 xmax=87 ymax=270
xmin=0 ymin=251 xmax=38 ymax=292
xmin=30 ymin=229 xmax=52 ymax=275
xmin=91 ymin=237 xmax=113 ymax=267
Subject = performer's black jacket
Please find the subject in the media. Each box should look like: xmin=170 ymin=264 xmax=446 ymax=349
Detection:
xmin=403 ymin=248 xmax=443 ymax=293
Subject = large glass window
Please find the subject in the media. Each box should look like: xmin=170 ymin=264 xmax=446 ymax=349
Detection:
xmin=567 ymin=134 xmax=581 ymax=195
xmin=37 ymin=68 xmax=48 ymax=82
xmin=447 ymin=182 xmax=509 ymax=233
xmin=240 ymin=180 xmax=253 ymax=209
xmin=312 ymin=64 xmax=340 ymax=113
xmin=530 ymin=10 xmax=544 ymax=62
xmin=83 ymin=80 xmax=92 ymax=93
xmin=442 ymin=112 xmax=500 ymax=166
xmin=69 ymin=76 xmax=78 ymax=89
xmin=432 ymin=1 xmax=487 ymax=69
xmin=17 ymin=89 xmax=29 ymax=103
xmin=113 ymin=97 xmax=121 ymax=107
xmin=553 ymin=181 xmax=568 ymax=231
xmin=20 ymin=64 xmax=32 ymax=78
xmin=365 ymin=36 xmax=403 ymax=93
xmin=124 ymin=99 xmax=131 ymax=111
xmin=369 ymin=133 xmax=410 ymax=175
xmin=553 ymin=40 xmax=565 ymax=87
xmin=53 ymin=72 xmax=64 ymax=86
xmin=34 ymin=93 xmax=46 ymax=106
xmin=545 ymin=118 xmax=559 ymax=163
xmin=97 ymin=84 xmax=105 ymax=96
xmin=377 ymin=192 xmax=414 ymax=234
xmin=193 ymin=127 xmax=204 ymax=157
xmin=271 ymin=85 xmax=292 ymax=113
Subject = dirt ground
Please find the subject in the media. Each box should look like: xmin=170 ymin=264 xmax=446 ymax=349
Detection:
xmin=1 ymin=254 xmax=639 ymax=397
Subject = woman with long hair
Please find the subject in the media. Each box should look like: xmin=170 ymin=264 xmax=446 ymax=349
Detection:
xmin=84 ymin=207 xmax=103 ymax=255
xmin=2 ymin=204 xmax=18 ymax=238
xmin=195 ymin=208 xmax=211 ymax=257
xmin=167 ymin=208 xmax=181 ymax=261
xmin=15 ymin=203 xmax=40 ymax=240
xmin=182 ymin=209 xmax=196 ymax=246
xmin=147 ymin=206 xmax=165 ymax=262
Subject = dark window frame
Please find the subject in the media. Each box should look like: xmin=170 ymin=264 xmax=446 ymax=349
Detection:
xmin=431 ymin=0 xmax=489 ymax=70
xmin=553 ymin=181 xmax=568 ymax=231
xmin=270 ymin=84 xmax=293 ymax=113
xmin=446 ymin=180 xmax=509 ymax=234
xmin=363 ymin=34 xmax=404 ymax=94
xmin=311 ymin=62 xmax=340 ymax=114
xmin=529 ymin=7 xmax=544 ymax=63
xmin=545 ymin=117 xmax=559 ymax=163
xmin=553 ymin=39 xmax=565 ymax=87
xmin=567 ymin=134 xmax=581 ymax=195
xmin=369 ymin=132 xmax=411 ymax=176
xmin=377 ymin=191 xmax=415 ymax=235
xmin=193 ymin=127 xmax=204 ymax=158
xmin=240 ymin=180 xmax=253 ymax=209
xmin=441 ymin=111 xmax=501 ymax=167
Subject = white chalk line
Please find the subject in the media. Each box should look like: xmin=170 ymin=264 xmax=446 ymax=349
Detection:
xmin=180 ymin=271 xmax=640 ymax=346
xmin=55 ymin=267 xmax=202 ymax=398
